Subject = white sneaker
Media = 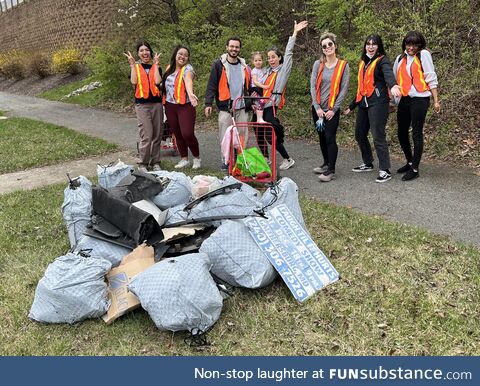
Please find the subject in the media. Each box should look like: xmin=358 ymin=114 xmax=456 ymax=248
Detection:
xmin=152 ymin=163 xmax=161 ymax=171
xmin=138 ymin=165 xmax=148 ymax=173
xmin=192 ymin=158 xmax=201 ymax=169
xmin=279 ymin=158 xmax=295 ymax=170
xmin=174 ymin=159 xmax=190 ymax=169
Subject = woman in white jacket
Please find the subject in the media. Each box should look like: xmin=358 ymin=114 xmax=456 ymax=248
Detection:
xmin=393 ymin=31 xmax=440 ymax=181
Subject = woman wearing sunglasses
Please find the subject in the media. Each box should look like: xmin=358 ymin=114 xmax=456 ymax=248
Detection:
xmin=393 ymin=31 xmax=440 ymax=181
xmin=344 ymin=34 xmax=402 ymax=183
xmin=310 ymin=32 xmax=350 ymax=182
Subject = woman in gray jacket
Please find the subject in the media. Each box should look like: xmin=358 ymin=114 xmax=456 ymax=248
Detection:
xmin=310 ymin=32 xmax=350 ymax=182
xmin=255 ymin=20 xmax=308 ymax=171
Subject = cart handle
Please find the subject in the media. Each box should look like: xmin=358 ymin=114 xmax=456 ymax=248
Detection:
xmin=231 ymin=96 xmax=277 ymax=118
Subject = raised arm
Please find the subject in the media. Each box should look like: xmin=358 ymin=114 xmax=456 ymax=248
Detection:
xmin=124 ymin=51 xmax=137 ymax=85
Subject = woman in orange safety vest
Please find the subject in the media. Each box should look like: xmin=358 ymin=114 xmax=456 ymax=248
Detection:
xmin=310 ymin=32 xmax=350 ymax=183
xmin=344 ymin=34 xmax=402 ymax=183
xmin=125 ymin=40 xmax=163 ymax=172
xmin=393 ymin=31 xmax=440 ymax=181
xmin=162 ymin=45 xmax=201 ymax=170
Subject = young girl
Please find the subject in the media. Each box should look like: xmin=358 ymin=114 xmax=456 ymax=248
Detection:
xmin=250 ymin=52 xmax=269 ymax=123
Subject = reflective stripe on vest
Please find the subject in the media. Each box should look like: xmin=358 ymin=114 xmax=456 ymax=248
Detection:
xmin=316 ymin=59 xmax=347 ymax=109
xmin=218 ymin=66 xmax=250 ymax=102
xmin=174 ymin=66 xmax=187 ymax=104
xmin=355 ymin=56 xmax=383 ymax=103
xmin=397 ymin=55 xmax=429 ymax=96
xmin=263 ymin=72 xmax=286 ymax=109
xmin=135 ymin=63 xmax=160 ymax=99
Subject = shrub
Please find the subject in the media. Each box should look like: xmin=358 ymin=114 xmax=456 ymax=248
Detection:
xmin=51 ymin=48 xmax=83 ymax=74
xmin=0 ymin=50 xmax=28 ymax=79
xmin=29 ymin=51 xmax=53 ymax=78
xmin=84 ymin=41 xmax=131 ymax=103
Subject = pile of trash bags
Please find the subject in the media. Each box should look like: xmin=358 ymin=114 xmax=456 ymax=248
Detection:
xmin=29 ymin=160 xmax=306 ymax=337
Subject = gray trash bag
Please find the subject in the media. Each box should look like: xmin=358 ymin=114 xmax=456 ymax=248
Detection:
xmin=260 ymin=177 xmax=305 ymax=228
xmin=129 ymin=253 xmax=223 ymax=333
xmin=199 ymin=220 xmax=277 ymax=288
xmin=29 ymin=252 xmax=111 ymax=324
xmin=166 ymin=184 xmax=262 ymax=226
xmin=97 ymin=160 xmax=134 ymax=189
xmin=61 ymin=175 xmax=92 ymax=249
xmin=150 ymin=170 xmax=192 ymax=209
xmin=222 ymin=176 xmax=260 ymax=198
xmin=74 ymin=235 xmax=131 ymax=268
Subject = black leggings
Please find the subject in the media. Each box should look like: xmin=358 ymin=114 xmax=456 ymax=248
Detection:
xmin=312 ymin=106 xmax=340 ymax=172
xmin=254 ymin=106 xmax=290 ymax=159
xmin=397 ymin=96 xmax=430 ymax=169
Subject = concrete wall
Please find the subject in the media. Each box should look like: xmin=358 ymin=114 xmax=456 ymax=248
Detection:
xmin=0 ymin=0 xmax=118 ymax=53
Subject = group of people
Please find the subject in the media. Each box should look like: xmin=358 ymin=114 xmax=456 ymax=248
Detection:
xmin=125 ymin=23 xmax=439 ymax=183
xmin=314 ymin=31 xmax=440 ymax=183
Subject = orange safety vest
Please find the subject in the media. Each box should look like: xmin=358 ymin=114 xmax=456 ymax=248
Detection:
xmin=135 ymin=63 xmax=160 ymax=99
xmin=218 ymin=66 xmax=250 ymax=102
xmin=173 ymin=66 xmax=188 ymax=104
xmin=316 ymin=59 xmax=347 ymax=110
xmin=263 ymin=71 xmax=286 ymax=109
xmin=355 ymin=56 xmax=383 ymax=103
xmin=397 ymin=55 xmax=429 ymax=96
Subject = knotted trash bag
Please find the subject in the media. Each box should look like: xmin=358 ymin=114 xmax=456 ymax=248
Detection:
xmin=260 ymin=177 xmax=305 ymax=228
xmin=128 ymin=253 xmax=223 ymax=333
xmin=61 ymin=175 xmax=92 ymax=249
xmin=199 ymin=220 xmax=276 ymax=288
xmin=97 ymin=160 xmax=134 ymax=189
xmin=150 ymin=170 xmax=192 ymax=209
xmin=29 ymin=252 xmax=111 ymax=324
xmin=74 ymin=235 xmax=131 ymax=268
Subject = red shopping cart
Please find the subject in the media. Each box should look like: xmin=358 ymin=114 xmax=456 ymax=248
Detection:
xmin=227 ymin=96 xmax=277 ymax=184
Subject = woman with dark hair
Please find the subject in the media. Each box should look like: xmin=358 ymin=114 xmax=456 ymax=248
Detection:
xmin=256 ymin=20 xmax=308 ymax=171
xmin=162 ymin=45 xmax=201 ymax=169
xmin=125 ymin=40 xmax=163 ymax=172
xmin=393 ymin=31 xmax=440 ymax=181
xmin=344 ymin=34 xmax=402 ymax=183
xmin=310 ymin=32 xmax=350 ymax=182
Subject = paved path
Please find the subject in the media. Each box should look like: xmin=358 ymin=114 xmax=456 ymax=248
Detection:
xmin=0 ymin=150 xmax=137 ymax=195
xmin=1 ymin=92 xmax=479 ymax=247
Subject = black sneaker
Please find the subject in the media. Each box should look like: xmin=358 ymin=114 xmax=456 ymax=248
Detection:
xmin=375 ymin=169 xmax=392 ymax=183
xmin=397 ymin=163 xmax=412 ymax=173
xmin=352 ymin=163 xmax=374 ymax=172
xmin=220 ymin=163 xmax=229 ymax=172
xmin=402 ymin=168 xmax=419 ymax=181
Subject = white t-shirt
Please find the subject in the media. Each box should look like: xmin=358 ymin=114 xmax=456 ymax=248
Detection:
xmin=165 ymin=64 xmax=194 ymax=104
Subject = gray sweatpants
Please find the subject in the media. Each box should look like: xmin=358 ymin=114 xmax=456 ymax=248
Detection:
xmin=218 ymin=108 xmax=249 ymax=163
xmin=135 ymin=102 xmax=164 ymax=166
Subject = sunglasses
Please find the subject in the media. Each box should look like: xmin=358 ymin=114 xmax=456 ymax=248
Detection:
xmin=322 ymin=41 xmax=334 ymax=50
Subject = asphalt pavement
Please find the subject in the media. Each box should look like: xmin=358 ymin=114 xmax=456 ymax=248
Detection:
xmin=1 ymin=91 xmax=478 ymax=247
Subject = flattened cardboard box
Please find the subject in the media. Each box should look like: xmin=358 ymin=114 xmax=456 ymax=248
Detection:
xmin=102 ymin=244 xmax=154 ymax=324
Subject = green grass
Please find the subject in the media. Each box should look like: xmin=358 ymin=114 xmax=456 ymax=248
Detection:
xmin=38 ymin=76 xmax=132 ymax=112
xmin=38 ymin=76 xmax=106 ymax=107
xmin=0 ymin=117 xmax=118 ymax=173
xmin=0 ymin=184 xmax=478 ymax=356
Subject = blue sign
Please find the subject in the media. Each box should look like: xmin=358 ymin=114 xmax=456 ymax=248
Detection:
xmin=244 ymin=204 xmax=339 ymax=302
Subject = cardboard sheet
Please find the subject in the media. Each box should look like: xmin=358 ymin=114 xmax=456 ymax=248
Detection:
xmin=102 ymin=244 xmax=155 ymax=324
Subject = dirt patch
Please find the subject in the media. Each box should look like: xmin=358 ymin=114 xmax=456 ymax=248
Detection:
xmin=0 ymin=72 xmax=88 ymax=96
